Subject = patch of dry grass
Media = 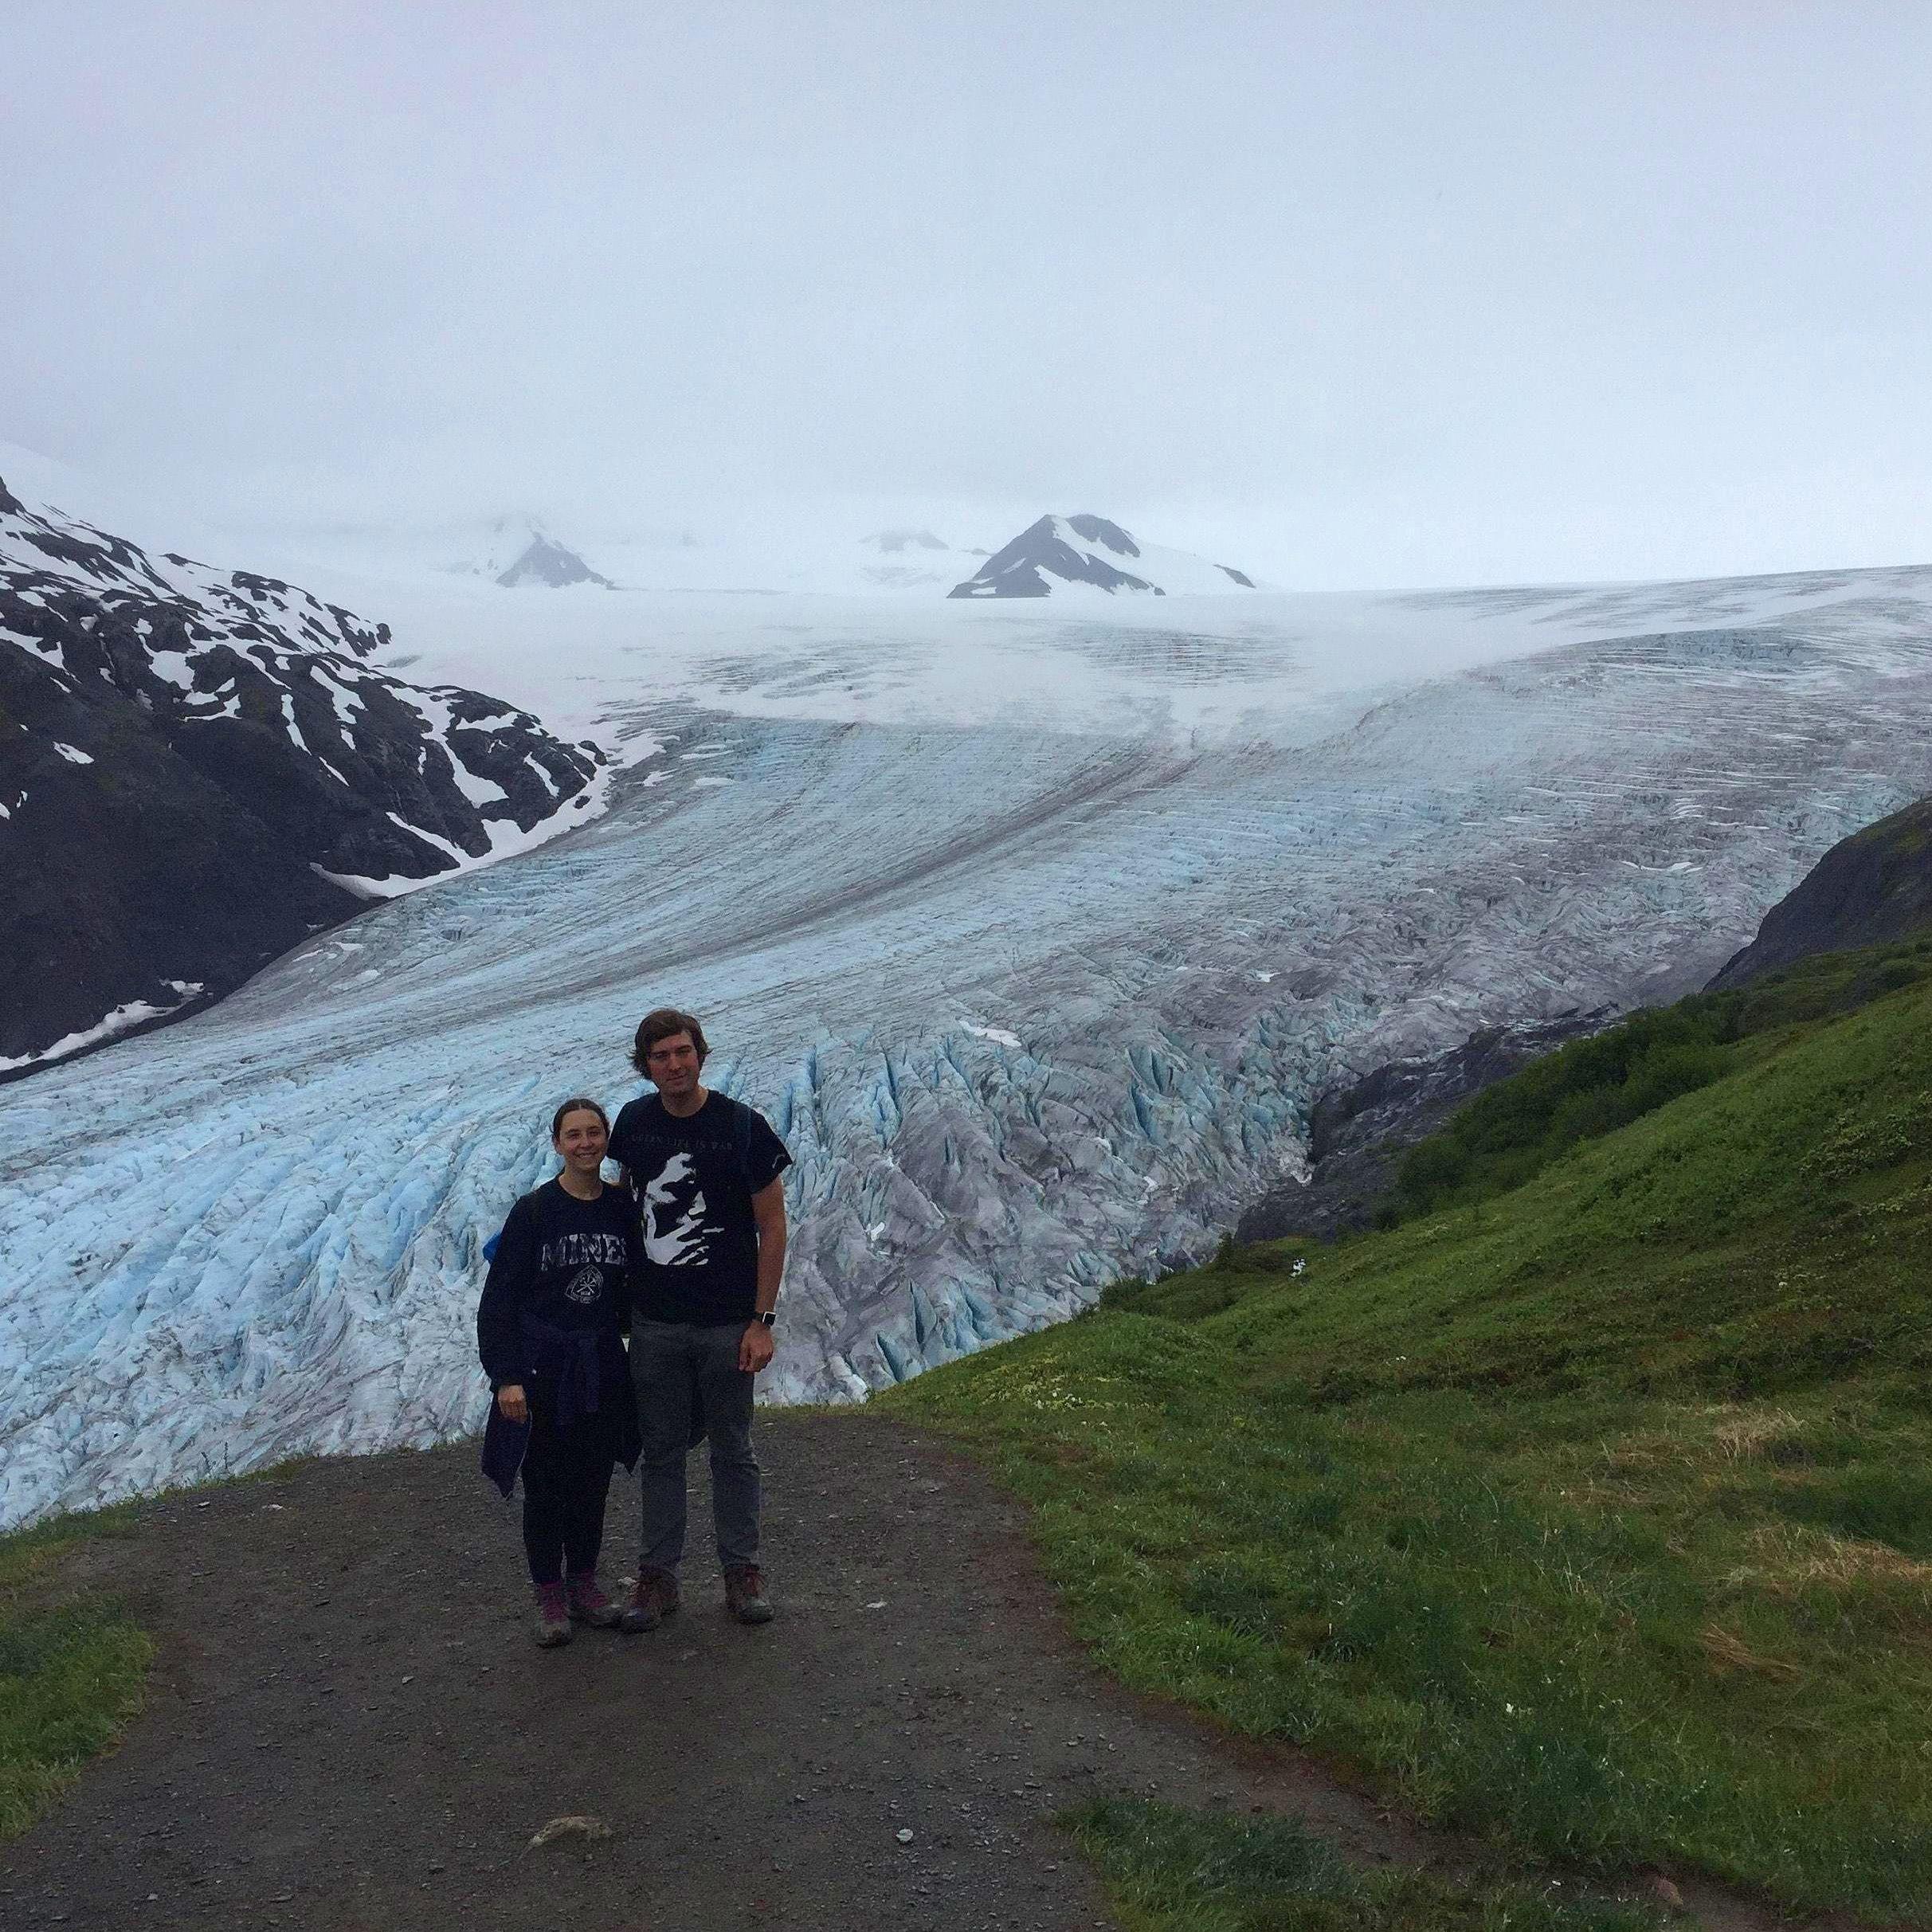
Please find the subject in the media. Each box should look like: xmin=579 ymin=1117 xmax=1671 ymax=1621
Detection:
xmin=1697 ymin=1622 xmax=1802 ymax=1683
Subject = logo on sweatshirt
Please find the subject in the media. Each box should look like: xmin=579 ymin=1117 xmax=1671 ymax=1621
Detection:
xmin=539 ymin=1231 xmax=629 ymax=1272
xmin=563 ymin=1265 xmax=603 ymax=1305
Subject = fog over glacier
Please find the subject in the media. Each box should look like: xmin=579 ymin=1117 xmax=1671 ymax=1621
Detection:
xmin=5 ymin=571 xmax=1931 ymax=1527
xmin=7 ymin=7 xmax=1930 ymax=586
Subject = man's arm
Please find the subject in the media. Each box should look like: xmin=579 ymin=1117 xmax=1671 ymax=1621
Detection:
xmin=739 ymin=1176 xmax=787 ymax=1374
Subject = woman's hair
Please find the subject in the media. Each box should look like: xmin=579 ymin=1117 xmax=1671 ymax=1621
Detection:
xmin=550 ymin=1095 xmax=610 ymax=1141
xmin=630 ymin=1006 xmax=709 ymax=1077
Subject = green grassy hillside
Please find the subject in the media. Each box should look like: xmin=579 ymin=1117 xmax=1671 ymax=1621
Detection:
xmin=885 ymin=940 xmax=1932 ymax=1922
xmin=0 ymin=1508 xmax=148 ymax=1836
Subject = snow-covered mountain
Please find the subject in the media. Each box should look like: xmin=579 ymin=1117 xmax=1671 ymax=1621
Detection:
xmin=856 ymin=528 xmax=990 ymax=591
xmin=950 ymin=513 xmax=1261 ymax=598
xmin=452 ymin=516 xmax=614 ymax=587
xmin=0 ymin=477 xmax=613 ymax=1068
xmin=4 ymin=555 xmax=1932 ymax=1526
xmin=493 ymin=521 xmax=992 ymax=594
xmin=424 ymin=509 xmax=994 ymax=595
xmin=862 ymin=527 xmax=951 ymax=552
xmin=494 ymin=533 xmax=613 ymax=589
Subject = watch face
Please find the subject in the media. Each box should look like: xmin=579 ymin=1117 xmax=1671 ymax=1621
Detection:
xmin=758 ymin=1312 xmax=776 ymax=1328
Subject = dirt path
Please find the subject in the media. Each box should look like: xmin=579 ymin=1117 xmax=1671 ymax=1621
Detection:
xmin=2 ymin=1413 xmax=1803 ymax=1932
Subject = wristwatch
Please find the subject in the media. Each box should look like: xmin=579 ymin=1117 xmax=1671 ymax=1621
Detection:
xmin=756 ymin=1311 xmax=777 ymax=1330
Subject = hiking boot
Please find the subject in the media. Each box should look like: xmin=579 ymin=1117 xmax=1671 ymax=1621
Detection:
xmin=619 ymin=1567 xmax=680 ymax=1634
xmin=723 ymin=1564 xmax=775 ymax=1625
xmin=532 ymin=1580 xmax=573 ymax=1648
xmin=566 ymin=1573 xmax=621 ymax=1628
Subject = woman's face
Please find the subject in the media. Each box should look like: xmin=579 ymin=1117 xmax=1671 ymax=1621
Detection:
xmin=554 ymin=1108 xmax=609 ymax=1178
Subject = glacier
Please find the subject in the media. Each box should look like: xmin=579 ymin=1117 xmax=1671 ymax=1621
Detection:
xmin=3 ymin=566 xmax=1931 ymax=1529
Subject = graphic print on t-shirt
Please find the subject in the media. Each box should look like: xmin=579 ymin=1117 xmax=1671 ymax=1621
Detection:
xmin=641 ymin=1150 xmax=717 ymax=1267
xmin=563 ymin=1265 xmax=603 ymax=1306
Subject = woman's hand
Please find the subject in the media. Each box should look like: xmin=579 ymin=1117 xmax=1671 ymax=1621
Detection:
xmin=496 ymin=1383 xmax=529 ymax=1424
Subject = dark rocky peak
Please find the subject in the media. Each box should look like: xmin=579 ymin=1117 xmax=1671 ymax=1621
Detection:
xmin=1709 ymin=796 xmax=1932 ymax=988
xmin=1062 ymin=514 xmax=1138 ymax=556
xmin=948 ymin=513 xmax=1261 ymax=598
xmin=496 ymin=534 xmax=613 ymax=589
xmin=950 ymin=514 xmax=1160 ymax=598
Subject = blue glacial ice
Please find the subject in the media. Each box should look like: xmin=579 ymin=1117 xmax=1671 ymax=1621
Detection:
xmin=3 ymin=570 xmax=1932 ymax=1526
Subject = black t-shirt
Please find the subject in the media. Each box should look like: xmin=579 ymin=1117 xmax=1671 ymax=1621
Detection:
xmin=609 ymin=1091 xmax=792 ymax=1326
xmin=476 ymin=1178 xmax=639 ymax=1388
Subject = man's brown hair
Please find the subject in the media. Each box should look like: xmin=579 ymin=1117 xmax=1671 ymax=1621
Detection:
xmin=631 ymin=1006 xmax=709 ymax=1077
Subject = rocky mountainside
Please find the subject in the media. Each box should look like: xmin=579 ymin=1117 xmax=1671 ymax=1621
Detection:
xmin=1236 ymin=1013 xmax=1607 ymax=1242
xmin=949 ymin=513 xmax=1259 ymax=598
xmin=1709 ymin=794 xmax=1932 ymax=987
xmin=0 ymin=476 xmax=609 ymax=1068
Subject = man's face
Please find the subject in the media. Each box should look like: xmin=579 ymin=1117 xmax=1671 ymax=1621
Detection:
xmin=645 ymin=1030 xmax=702 ymax=1099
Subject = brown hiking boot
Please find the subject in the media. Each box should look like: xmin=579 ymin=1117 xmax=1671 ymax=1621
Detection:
xmin=532 ymin=1580 xmax=573 ymax=1648
xmin=619 ymin=1567 xmax=680 ymax=1634
xmin=723 ymin=1564 xmax=774 ymax=1625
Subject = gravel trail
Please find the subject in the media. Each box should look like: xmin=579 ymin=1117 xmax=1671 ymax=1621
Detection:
xmin=2 ymin=1414 xmax=1803 ymax=1931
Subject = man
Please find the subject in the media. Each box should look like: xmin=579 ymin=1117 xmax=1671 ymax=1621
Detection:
xmin=608 ymin=1006 xmax=791 ymax=1629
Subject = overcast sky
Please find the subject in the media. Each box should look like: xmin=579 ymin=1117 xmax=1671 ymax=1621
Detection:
xmin=4 ymin=2 xmax=1928 ymax=587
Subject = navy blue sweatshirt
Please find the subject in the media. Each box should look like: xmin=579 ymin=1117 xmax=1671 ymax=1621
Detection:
xmin=475 ymin=1178 xmax=638 ymax=1391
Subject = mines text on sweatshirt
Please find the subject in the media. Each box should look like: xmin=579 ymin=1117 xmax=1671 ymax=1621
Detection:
xmin=475 ymin=1178 xmax=640 ymax=1391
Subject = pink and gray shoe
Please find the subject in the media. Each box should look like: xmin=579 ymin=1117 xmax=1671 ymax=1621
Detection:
xmin=567 ymin=1573 xmax=622 ymax=1628
xmin=532 ymin=1580 xmax=573 ymax=1648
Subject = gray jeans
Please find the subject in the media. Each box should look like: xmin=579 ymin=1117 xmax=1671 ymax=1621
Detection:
xmin=629 ymin=1319 xmax=760 ymax=1574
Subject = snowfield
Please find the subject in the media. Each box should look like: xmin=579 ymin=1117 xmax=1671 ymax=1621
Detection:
xmin=3 ymin=563 xmax=1931 ymax=1526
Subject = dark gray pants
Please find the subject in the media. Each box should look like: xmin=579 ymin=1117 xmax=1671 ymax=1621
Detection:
xmin=630 ymin=1319 xmax=760 ymax=1574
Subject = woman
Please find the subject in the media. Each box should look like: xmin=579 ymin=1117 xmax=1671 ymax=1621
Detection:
xmin=477 ymin=1097 xmax=643 ymax=1646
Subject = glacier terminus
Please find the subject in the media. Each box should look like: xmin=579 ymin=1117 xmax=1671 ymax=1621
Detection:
xmin=3 ymin=561 xmax=1931 ymax=1529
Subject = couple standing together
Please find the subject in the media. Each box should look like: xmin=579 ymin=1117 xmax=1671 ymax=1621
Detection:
xmin=476 ymin=1006 xmax=792 ymax=1647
